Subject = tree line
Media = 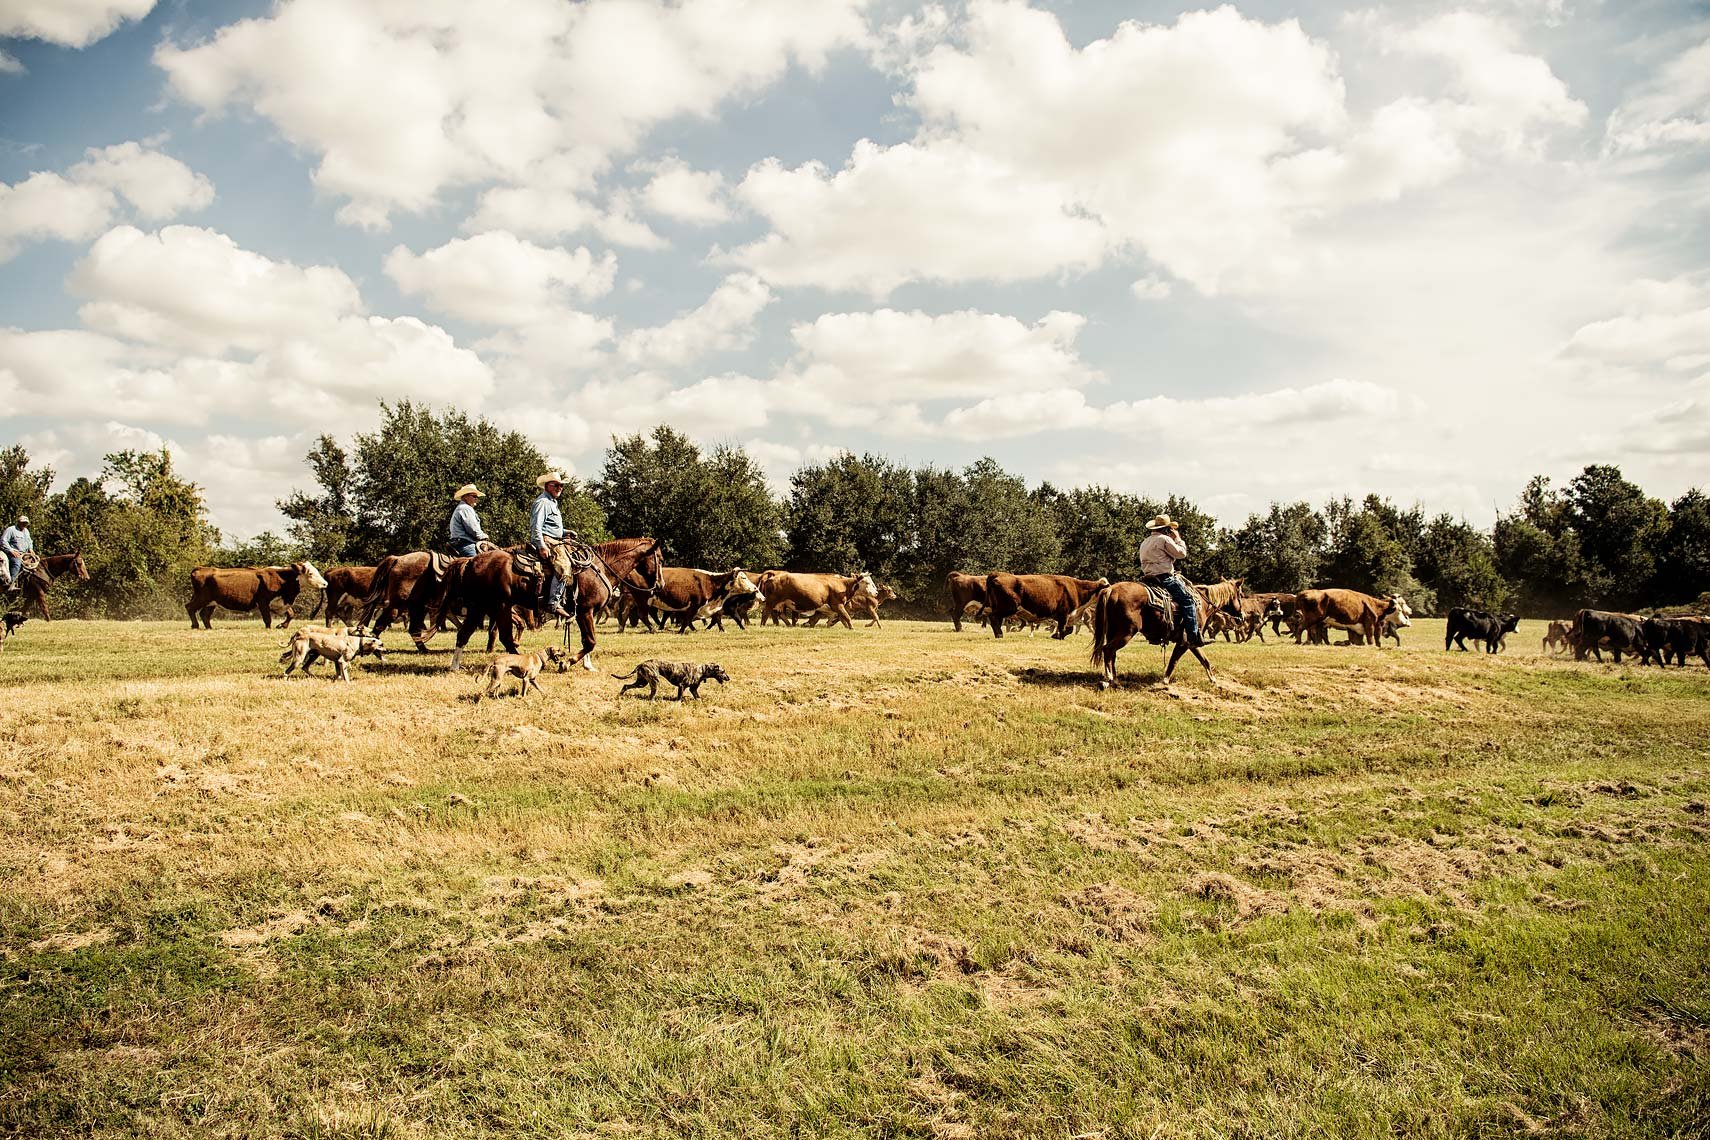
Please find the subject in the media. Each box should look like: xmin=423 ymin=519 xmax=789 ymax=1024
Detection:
xmin=3 ymin=403 xmax=1706 ymax=620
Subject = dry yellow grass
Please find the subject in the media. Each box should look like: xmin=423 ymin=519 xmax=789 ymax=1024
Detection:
xmin=2 ymin=616 xmax=1707 ymax=1137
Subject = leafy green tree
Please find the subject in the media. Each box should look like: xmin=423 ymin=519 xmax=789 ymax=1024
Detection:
xmin=783 ymin=452 xmax=914 ymax=578
xmin=595 ymin=427 xmax=776 ymax=567
xmin=1414 ymin=514 xmax=1509 ymax=612
xmin=1657 ymin=488 xmax=1710 ymax=605
xmin=956 ymin=458 xmax=1060 ymax=577
xmin=1493 ymin=511 xmax=1590 ymax=616
xmin=908 ymin=465 xmax=972 ymax=604
xmin=1226 ymin=502 xmax=1326 ymax=591
xmin=0 ymin=445 xmax=53 ymax=526
xmin=277 ymin=436 xmax=355 ymax=564
xmin=1562 ymin=464 xmax=1669 ymax=609
xmin=1043 ymin=485 xmax=1151 ymax=581
xmin=288 ymin=402 xmax=604 ymax=562
xmin=1320 ymin=501 xmax=1415 ymax=597
xmin=213 ymin=531 xmax=297 ymax=567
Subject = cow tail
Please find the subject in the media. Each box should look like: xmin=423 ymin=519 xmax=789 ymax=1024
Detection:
xmin=1089 ymin=588 xmax=1107 ymax=667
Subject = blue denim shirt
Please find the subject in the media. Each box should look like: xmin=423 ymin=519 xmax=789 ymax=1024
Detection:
xmin=529 ymin=493 xmax=564 ymax=549
xmin=448 ymin=502 xmax=486 ymax=546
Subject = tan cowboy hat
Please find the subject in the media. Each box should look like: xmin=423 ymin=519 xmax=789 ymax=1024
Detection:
xmin=1145 ymin=514 xmax=1177 ymax=531
xmin=15 ymin=514 xmax=27 ymax=524
xmin=451 ymin=484 xmax=484 ymax=501
xmin=535 ymin=471 xmax=567 ymax=488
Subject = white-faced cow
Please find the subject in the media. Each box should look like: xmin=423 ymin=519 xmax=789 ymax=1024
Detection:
xmin=1293 ymin=589 xmax=1409 ymax=648
xmin=186 ymin=562 xmax=328 ymax=630
xmin=757 ymin=571 xmax=880 ymax=629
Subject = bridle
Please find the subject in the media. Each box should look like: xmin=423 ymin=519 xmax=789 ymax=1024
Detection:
xmin=589 ymin=539 xmax=662 ymax=598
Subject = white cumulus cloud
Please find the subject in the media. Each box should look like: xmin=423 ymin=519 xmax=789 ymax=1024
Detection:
xmin=0 ymin=141 xmax=212 ymax=261
xmin=0 ymin=0 xmax=156 ymax=48
xmin=384 ymin=231 xmax=616 ymax=327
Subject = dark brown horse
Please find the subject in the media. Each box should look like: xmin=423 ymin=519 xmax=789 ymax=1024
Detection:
xmin=1088 ymin=578 xmax=1242 ymax=687
xmin=360 ymin=552 xmax=468 ymax=649
xmin=15 ymin=553 xmax=89 ymax=621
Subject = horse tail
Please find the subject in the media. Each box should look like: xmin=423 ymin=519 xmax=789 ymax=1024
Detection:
xmin=359 ymin=557 xmax=394 ymax=627
xmin=1088 ymin=587 xmax=1108 ymax=667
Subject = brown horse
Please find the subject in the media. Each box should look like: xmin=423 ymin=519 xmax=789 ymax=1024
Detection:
xmin=360 ymin=552 xmax=469 ymax=649
xmin=15 ymin=553 xmax=89 ymax=621
xmin=563 ymin=537 xmax=664 ymax=671
xmin=1088 ymin=577 xmax=1242 ymax=687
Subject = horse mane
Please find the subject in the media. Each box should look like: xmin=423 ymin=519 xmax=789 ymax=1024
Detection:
xmin=1197 ymin=578 xmax=1243 ymax=609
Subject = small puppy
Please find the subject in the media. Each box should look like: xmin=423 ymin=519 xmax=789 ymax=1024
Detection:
xmin=0 ymin=610 xmax=25 ymax=652
xmin=612 ymin=659 xmax=730 ymax=701
xmin=478 ymin=645 xmax=568 ymax=701
xmin=280 ymin=626 xmax=387 ymax=682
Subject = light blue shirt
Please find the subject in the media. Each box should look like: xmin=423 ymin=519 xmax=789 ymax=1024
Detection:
xmin=448 ymin=501 xmax=486 ymax=545
xmin=2 ymin=525 xmax=31 ymax=574
xmin=528 ymin=493 xmax=565 ymax=549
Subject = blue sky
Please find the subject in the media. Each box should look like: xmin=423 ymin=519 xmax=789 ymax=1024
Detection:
xmin=2 ymin=0 xmax=1707 ymax=539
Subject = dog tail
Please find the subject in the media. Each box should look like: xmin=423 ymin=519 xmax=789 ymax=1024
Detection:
xmin=610 ymin=667 xmax=638 ymax=679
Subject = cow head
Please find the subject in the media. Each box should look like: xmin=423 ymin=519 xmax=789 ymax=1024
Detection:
xmin=874 ymin=584 xmax=897 ymax=604
xmin=297 ymin=561 xmax=329 ymax=590
xmin=1500 ymin=613 xmax=1520 ymax=634
xmin=1388 ymin=595 xmax=1413 ymax=628
xmin=853 ymin=572 xmax=880 ymax=600
xmin=730 ymin=568 xmax=760 ymax=599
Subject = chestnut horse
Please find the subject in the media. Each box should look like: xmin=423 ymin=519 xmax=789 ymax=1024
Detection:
xmin=562 ymin=537 xmax=664 ymax=671
xmin=16 ymin=553 xmax=89 ymax=621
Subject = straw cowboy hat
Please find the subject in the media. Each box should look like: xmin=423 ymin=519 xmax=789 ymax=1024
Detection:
xmin=535 ymin=470 xmax=567 ymax=488
xmin=451 ymin=484 xmax=484 ymax=501
xmin=1145 ymin=514 xmax=1177 ymax=531
xmin=15 ymin=514 xmax=27 ymax=524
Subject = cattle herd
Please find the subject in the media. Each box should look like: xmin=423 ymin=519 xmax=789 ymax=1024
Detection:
xmin=2 ymin=547 xmax=1705 ymax=685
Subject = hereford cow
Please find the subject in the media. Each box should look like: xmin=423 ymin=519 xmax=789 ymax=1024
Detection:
xmin=1641 ymin=615 xmax=1710 ymax=668
xmin=1444 ymin=608 xmax=1519 ymax=653
xmin=1570 ymin=609 xmax=1647 ymax=664
xmin=984 ymin=573 xmax=1109 ymax=639
xmin=757 ymin=571 xmax=880 ymax=629
xmin=186 ymin=562 xmax=328 ymax=629
xmin=947 ymin=572 xmax=989 ymax=632
xmin=808 ymin=583 xmax=897 ymax=628
xmin=633 ymin=567 xmax=761 ymax=633
xmin=1293 ymin=589 xmax=1408 ymax=648
xmin=309 ymin=565 xmax=377 ymax=624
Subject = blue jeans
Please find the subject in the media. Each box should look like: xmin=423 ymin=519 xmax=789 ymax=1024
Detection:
xmin=1148 ymin=573 xmax=1201 ymax=641
xmin=451 ymin=540 xmax=482 ymax=558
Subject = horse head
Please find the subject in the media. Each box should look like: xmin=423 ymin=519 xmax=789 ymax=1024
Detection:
xmin=72 ymin=553 xmax=90 ymax=581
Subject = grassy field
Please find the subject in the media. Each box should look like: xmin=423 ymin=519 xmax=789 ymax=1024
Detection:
xmin=1 ymin=614 xmax=1707 ymax=1138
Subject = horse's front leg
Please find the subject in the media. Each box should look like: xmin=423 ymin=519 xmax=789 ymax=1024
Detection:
xmin=449 ymin=607 xmax=483 ymax=672
xmin=567 ymin=596 xmax=599 ymax=671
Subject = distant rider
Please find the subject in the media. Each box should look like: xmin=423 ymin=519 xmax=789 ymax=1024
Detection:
xmin=1138 ymin=513 xmax=1204 ymax=647
xmin=447 ymin=484 xmax=489 ymax=557
xmin=2 ymin=513 xmax=32 ymax=594
xmin=529 ymin=472 xmax=578 ymax=620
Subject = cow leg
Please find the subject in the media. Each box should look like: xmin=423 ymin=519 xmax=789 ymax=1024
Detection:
xmin=187 ymin=595 xmax=202 ymax=630
xmin=833 ymin=604 xmax=854 ymax=630
xmin=259 ymin=600 xmax=274 ymax=630
xmin=199 ymin=605 xmax=215 ymax=630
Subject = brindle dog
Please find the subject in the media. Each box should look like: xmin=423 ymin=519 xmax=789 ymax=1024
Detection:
xmin=611 ymin=660 xmax=730 ymax=701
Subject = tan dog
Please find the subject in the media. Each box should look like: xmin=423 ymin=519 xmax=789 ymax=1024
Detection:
xmin=478 ymin=645 xmax=568 ymax=701
xmin=280 ymin=626 xmax=386 ymax=682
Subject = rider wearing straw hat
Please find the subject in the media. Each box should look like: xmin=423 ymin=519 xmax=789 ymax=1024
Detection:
xmin=447 ymin=485 xmax=489 ymax=557
xmin=1138 ymin=513 xmax=1205 ymax=647
xmin=2 ymin=513 xmax=31 ymax=594
xmin=530 ymin=472 xmax=578 ymax=620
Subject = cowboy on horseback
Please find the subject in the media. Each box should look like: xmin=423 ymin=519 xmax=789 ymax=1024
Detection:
xmin=530 ymin=471 xmax=579 ymax=620
xmin=1138 ymin=513 xmax=1205 ymax=647
xmin=447 ymin=484 xmax=490 ymax=557
xmin=2 ymin=514 xmax=31 ymax=594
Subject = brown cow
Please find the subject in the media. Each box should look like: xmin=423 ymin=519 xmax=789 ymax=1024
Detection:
xmin=808 ymin=583 xmax=897 ymax=628
xmin=629 ymin=567 xmax=761 ymax=633
xmin=947 ymin=572 xmax=988 ymax=632
xmin=1542 ymin=620 xmax=1573 ymax=655
xmin=1293 ymin=589 xmax=1406 ymax=648
xmin=984 ymin=573 xmax=1109 ymax=639
xmin=186 ymin=562 xmax=328 ymax=629
xmin=757 ymin=571 xmax=879 ymax=629
xmin=309 ymin=565 xmax=376 ymax=624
